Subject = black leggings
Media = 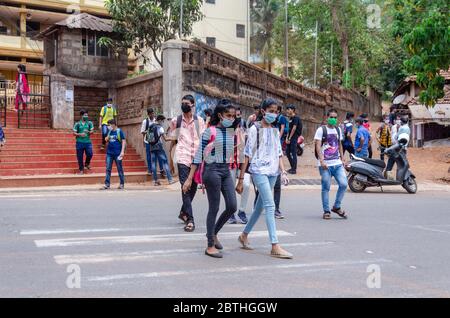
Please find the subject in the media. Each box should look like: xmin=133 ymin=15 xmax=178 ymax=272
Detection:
xmin=203 ymin=163 xmax=237 ymax=247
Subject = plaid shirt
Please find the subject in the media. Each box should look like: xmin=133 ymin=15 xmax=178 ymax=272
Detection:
xmin=378 ymin=124 xmax=392 ymax=147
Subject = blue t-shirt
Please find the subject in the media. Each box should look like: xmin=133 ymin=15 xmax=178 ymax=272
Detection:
xmin=107 ymin=129 xmax=126 ymax=156
xmin=0 ymin=124 xmax=4 ymax=141
xmin=277 ymin=114 xmax=289 ymax=136
xmin=354 ymin=126 xmax=370 ymax=152
xmin=342 ymin=121 xmax=353 ymax=146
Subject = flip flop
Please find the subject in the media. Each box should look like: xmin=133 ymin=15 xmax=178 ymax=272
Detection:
xmin=331 ymin=207 xmax=348 ymax=219
xmin=238 ymin=235 xmax=253 ymax=250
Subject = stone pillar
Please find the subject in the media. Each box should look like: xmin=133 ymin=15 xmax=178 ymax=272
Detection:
xmin=19 ymin=5 xmax=27 ymax=49
xmin=50 ymin=75 xmax=74 ymax=129
xmin=162 ymin=40 xmax=189 ymax=119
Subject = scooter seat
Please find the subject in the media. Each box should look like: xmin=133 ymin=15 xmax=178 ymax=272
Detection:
xmin=360 ymin=158 xmax=386 ymax=169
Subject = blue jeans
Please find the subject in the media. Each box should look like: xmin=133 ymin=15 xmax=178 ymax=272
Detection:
xmin=101 ymin=125 xmax=109 ymax=146
xmin=355 ymin=149 xmax=368 ymax=158
xmin=105 ymin=154 xmax=125 ymax=187
xmin=145 ymin=143 xmax=164 ymax=174
xmin=151 ymin=149 xmax=173 ymax=182
xmin=76 ymin=142 xmax=93 ymax=171
xmin=244 ymin=174 xmax=279 ymax=244
xmin=319 ymin=164 xmax=348 ymax=212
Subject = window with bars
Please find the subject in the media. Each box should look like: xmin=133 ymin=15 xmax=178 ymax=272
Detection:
xmin=206 ymin=37 xmax=216 ymax=48
xmin=236 ymin=24 xmax=245 ymax=38
xmin=82 ymin=30 xmax=109 ymax=57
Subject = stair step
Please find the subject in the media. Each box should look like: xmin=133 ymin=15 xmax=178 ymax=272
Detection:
xmin=0 ymin=167 xmax=148 ymax=177
xmin=0 ymin=154 xmax=142 ymax=162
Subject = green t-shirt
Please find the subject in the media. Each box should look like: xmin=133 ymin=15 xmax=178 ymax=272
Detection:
xmin=73 ymin=120 xmax=94 ymax=143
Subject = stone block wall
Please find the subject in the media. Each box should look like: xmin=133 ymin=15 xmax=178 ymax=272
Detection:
xmin=74 ymin=86 xmax=108 ymax=125
xmin=57 ymin=28 xmax=128 ymax=81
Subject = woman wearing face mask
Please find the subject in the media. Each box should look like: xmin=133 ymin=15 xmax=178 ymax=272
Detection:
xmin=236 ymin=98 xmax=292 ymax=259
xmin=183 ymin=99 xmax=238 ymax=258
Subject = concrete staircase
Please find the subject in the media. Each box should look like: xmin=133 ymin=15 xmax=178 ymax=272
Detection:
xmin=0 ymin=111 xmax=149 ymax=187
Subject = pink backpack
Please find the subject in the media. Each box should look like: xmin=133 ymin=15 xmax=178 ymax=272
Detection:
xmin=193 ymin=126 xmax=217 ymax=188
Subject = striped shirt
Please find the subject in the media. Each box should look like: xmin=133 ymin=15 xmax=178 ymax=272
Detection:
xmin=193 ymin=126 xmax=236 ymax=165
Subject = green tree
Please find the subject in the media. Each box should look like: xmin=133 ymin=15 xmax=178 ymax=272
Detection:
xmin=250 ymin=0 xmax=282 ymax=72
xmin=393 ymin=0 xmax=450 ymax=106
xmin=100 ymin=0 xmax=203 ymax=66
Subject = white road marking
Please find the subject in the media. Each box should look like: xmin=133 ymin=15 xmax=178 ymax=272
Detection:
xmin=35 ymin=231 xmax=294 ymax=248
xmin=87 ymin=259 xmax=392 ymax=282
xmin=21 ymin=225 xmax=215 ymax=235
xmin=53 ymin=241 xmax=335 ymax=265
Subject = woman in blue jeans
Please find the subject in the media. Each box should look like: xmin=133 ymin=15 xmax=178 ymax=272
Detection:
xmin=236 ymin=98 xmax=292 ymax=259
xmin=183 ymin=99 xmax=238 ymax=258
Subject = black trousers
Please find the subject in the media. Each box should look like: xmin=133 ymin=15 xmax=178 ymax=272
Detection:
xmin=286 ymin=136 xmax=299 ymax=171
xmin=178 ymin=163 xmax=198 ymax=222
xmin=203 ymin=163 xmax=237 ymax=247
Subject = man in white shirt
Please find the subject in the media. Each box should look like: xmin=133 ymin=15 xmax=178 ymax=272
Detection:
xmin=314 ymin=109 xmax=349 ymax=220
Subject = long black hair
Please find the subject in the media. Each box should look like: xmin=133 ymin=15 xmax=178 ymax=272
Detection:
xmin=210 ymin=99 xmax=236 ymax=127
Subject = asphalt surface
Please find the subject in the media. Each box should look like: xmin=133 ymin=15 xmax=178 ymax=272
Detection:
xmin=0 ymin=185 xmax=449 ymax=298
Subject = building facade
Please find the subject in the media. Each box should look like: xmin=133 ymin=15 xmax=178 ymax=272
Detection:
xmin=135 ymin=0 xmax=250 ymax=72
xmin=0 ymin=0 xmax=109 ymax=81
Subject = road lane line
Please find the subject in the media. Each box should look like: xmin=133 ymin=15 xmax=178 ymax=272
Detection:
xmin=53 ymin=242 xmax=335 ymax=264
xmin=87 ymin=259 xmax=392 ymax=282
xmin=35 ymin=230 xmax=294 ymax=247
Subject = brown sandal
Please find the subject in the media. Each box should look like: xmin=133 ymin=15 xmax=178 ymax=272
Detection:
xmin=331 ymin=207 xmax=348 ymax=219
xmin=178 ymin=212 xmax=188 ymax=224
xmin=323 ymin=212 xmax=331 ymax=220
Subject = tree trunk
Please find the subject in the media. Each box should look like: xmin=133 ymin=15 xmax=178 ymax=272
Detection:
xmin=330 ymin=0 xmax=350 ymax=77
xmin=153 ymin=49 xmax=162 ymax=67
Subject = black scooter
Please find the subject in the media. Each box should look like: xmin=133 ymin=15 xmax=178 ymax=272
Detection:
xmin=345 ymin=139 xmax=417 ymax=194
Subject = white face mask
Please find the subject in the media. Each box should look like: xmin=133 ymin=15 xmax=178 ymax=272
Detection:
xmin=395 ymin=120 xmax=401 ymax=125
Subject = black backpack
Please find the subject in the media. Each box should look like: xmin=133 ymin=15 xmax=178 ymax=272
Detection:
xmin=146 ymin=124 xmax=162 ymax=146
xmin=314 ymin=126 xmax=341 ymax=159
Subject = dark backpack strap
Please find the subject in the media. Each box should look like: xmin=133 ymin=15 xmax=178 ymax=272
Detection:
xmin=321 ymin=125 xmax=328 ymax=146
xmin=145 ymin=118 xmax=150 ymax=131
xmin=176 ymin=115 xmax=183 ymax=129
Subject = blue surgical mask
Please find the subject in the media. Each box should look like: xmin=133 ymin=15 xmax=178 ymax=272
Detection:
xmin=222 ymin=118 xmax=234 ymax=128
xmin=264 ymin=112 xmax=277 ymax=124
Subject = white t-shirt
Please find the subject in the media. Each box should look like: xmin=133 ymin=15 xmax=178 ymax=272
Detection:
xmin=314 ymin=126 xmax=344 ymax=167
xmin=141 ymin=117 xmax=156 ymax=144
xmin=244 ymin=125 xmax=282 ymax=176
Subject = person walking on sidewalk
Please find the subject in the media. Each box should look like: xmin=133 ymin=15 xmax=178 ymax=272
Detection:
xmin=354 ymin=117 xmax=371 ymax=158
xmin=236 ymin=98 xmax=292 ymax=259
xmin=169 ymin=94 xmax=205 ymax=232
xmin=341 ymin=112 xmax=355 ymax=157
xmin=285 ymin=104 xmax=302 ymax=175
xmin=183 ymin=99 xmax=238 ymax=258
xmin=99 ymin=98 xmax=117 ymax=150
xmin=101 ymin=119 xmax=126 ymax=190
xmin=376 ymin=115 xmax=392 ymax=161
xmin=73 ymin=109 xmax=94 ymax=175
xmin=149 ymin=115 xmax=175 ymax=186
xmin=141 ymin=107 xmax=164 ymax=177
xmin=314 ymin=109 xmax=349 ymax=220
xmin=228 ymin=107 xmax=250 ymax=225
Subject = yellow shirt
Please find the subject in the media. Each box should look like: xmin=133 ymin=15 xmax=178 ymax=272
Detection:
xmin=100 ymin=105 xmax=117 ymax=125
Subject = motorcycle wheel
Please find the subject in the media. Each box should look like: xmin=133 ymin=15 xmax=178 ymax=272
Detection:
xmin=348 ymin=175 xmax=367 ymax=193
xmin=402 ymin=177 xmax=417 ymax=194
xmin=297 ymin=146 xmax=303 ymax=156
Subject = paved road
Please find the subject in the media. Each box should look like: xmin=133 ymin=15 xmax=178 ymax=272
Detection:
xmin=0 ymin=186 xmax=449 ymax=297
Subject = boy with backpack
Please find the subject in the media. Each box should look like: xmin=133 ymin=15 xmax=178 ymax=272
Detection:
xmin=314 ymin=109 xmax=349 ymax=221
xmin=99 ymin=98 xmax=117 ymax=150
xmin=147 ymin=115 xmax=175 ymax=186
xmin=141 ymin=107 xmax=164 ymax=177
xmin=101 ymin=119 xmax=126 ymax=190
